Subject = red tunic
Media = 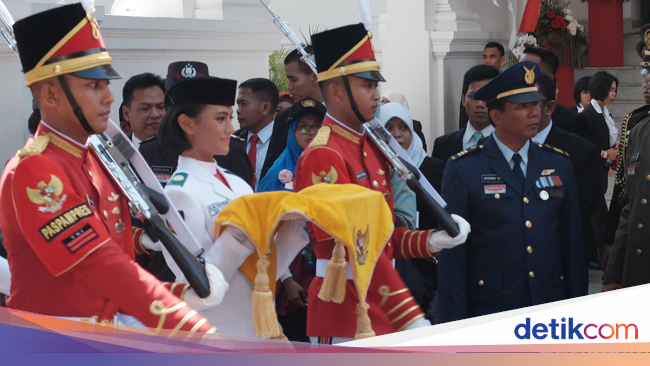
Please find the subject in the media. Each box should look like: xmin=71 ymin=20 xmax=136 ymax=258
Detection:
xmin=0 ymin=123 xmax=214 ymax=333
xmin=294 ymin=115 xmax=435 ymax=338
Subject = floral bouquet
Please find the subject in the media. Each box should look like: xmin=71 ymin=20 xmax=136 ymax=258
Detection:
xmin=510 ymin=34 xmax=539 ymax=66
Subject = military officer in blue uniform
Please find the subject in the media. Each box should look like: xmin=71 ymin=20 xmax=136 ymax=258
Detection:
xmin=437 ymin=61 xmax=588 ymax=323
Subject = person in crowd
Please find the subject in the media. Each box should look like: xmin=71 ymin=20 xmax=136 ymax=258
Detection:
xmin=380 ymin=102 xmax=446 ymax=319
xmin=159 ymin=76 xmax=308 ymax=337
xmin=121 ymin=73 xmax=166 ymax=148
xmin=258 ymin=98 xmax=325 ymax=342
xmin=533 ymin=73 xmax=602 ymax=265
xmin=0 ymin=3 xmax=224 ymax=331
xmin=380 ymin=91 xmax=428 ymax=151
xmin=482 ymin=42 xmax=506 ymax=70
xmin=276 ymin=92 xmax=294 ymax=115
xmin=294 ymin=23 xmax=469 ymax=344
xmin=434 ymin=65 xmax=499 ymax=163
xmin=437 ymin=61 xmax=587 ymax=323
xmin=234 ymin=78 xmax=282 ymax=190
xmin=603 ymin=27 xmax=650 ymax=286
xmin=572 ymin=76 xmax=591 ymax=113
xmin=118 ymin=101 xmax=132 ymax=135
xmin=520 ymin=47 xmax=592 ymax=142
xmin=581 ymin=71 xmax=620 ymax=268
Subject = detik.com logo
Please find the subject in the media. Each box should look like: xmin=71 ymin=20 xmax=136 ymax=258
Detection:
xmin=515 ymin=318 xmax=638 ymax=340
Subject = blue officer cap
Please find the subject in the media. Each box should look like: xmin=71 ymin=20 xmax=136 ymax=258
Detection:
xmin=473 ymin=61 xmax=545 ymax=106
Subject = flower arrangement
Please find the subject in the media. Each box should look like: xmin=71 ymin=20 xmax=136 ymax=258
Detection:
xmin=510 ymin=34 xmax=539 ymax=65
xmin=530 ymin=1 xmax=590 ymax=68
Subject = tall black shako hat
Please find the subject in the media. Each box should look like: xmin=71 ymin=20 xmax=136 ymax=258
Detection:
xmin=473 ymin=61 xmax=545 ymax=106
xmin=312 ymin=23 xmax=384 ymax=83
xmin=636 ymin=24 xmax=650 ymax=70
xmin=14 ymin=3 xmax=120 ymax=87
xmin=312 ymin=23 xmax=384 ymax=123
xmin=165 ymin=77 xmax=238 ymax=107
xmin=165 ymin=61 xmax=210 ymax=90
xmin=13 ymin=2 xmax=120 ymax=134
xmin=286 ymin=98 xmax=326 ymax=125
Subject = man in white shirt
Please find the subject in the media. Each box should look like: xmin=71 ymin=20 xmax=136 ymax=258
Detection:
xmin=235 ymin=78 xmax=281 ymax=190
xmin=121 ymin=73 xmax=166 ymax=148
xmin=433 ymin=65 xmax=499 ymax=163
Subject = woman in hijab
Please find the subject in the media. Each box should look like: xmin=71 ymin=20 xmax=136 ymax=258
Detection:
xmin=257 ymin=98 xmax=325 ymax=342
xmin=381 ymin=91 xmax=428 ymax=151
xmin=380 ymin=102 xmax=445 ymax=321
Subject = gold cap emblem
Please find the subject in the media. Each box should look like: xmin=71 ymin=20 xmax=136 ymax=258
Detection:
xmin=301 ymin=99 xmax=316 ymax=107
xmin=524 ymin=65 xmax=536 ymax=85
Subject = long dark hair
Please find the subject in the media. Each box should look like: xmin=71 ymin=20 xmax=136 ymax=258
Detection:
xmin=158 ymin=104 xmax=206 ymax=155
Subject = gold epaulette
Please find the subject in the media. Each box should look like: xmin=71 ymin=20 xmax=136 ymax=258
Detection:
xmin=614 ymin=112 xmax=633 ymax=202
xmin=539 ymin=144 xmax=570 ymax=158
xmin=16 ymin=135 xmax=50 ymax=158
xmin=450 ymin=144 xmax=483 ymax=161
xmin=309 ymin=126 xmax=331 ymax=148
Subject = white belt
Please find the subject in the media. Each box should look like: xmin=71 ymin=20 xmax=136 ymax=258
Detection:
xmin=315 ymin=258 xmax=353 ymax=280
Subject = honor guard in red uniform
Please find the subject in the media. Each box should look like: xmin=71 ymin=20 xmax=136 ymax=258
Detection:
xmin=294 ymin=24 xmax=470 ymax=343
xmin=0 ymin=3 xmax=225 ymax=332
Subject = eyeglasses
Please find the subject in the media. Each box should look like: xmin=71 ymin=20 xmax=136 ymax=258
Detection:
xmin=296 ymin=124 xmax=321 ymax=134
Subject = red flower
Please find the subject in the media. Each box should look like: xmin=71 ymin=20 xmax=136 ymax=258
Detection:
xmin=551 ymin=20 xmax=561 ymax=29
xmin=546 ymin=11 xmax=556 ymax=19
xmin=560 ymin=21 xmax=567 ymax=30
xmin=555 ymin=15 xmax=564 ymax=22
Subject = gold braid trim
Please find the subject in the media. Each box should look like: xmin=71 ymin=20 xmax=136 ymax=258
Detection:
xmin=190 ymin=318 xmax=209 ymax=333
xmin=390 ymin=305 xmax=421 ymax=324
xmin=614 ymin=112 xmax=632 ymax=203
xmin=386 ymin=296 xmax=415 ymax=317
xmin=16 ymin=135 xmax=50 ymax=158
xmin=309 ymin=126 xmax=331 ymax=148
xmin=150 ymin=301 xmax=188 ymax=331
xmin=44 ymin=133 xmax=83 ymax=158
xmin=331 ymin=124 xmax=361 ymax=144
xmin=378 ymin=285 xmax=410 ymax=308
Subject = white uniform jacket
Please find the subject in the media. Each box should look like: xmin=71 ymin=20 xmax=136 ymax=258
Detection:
xmin=164 ymin=156 xmax=308 ymax=338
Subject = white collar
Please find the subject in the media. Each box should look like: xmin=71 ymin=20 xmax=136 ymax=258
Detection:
xmin=590 ymin=98 xmax=606 ymax=115
xmin=493 ymin=132 xmax=530 ymax=166
xmin=40 ymin=120 xmax=88 ymax=149
xmin=248 ymin=120 xmax=275 ymax=144
xmin=327 ymin=113 xmax=366 ymax=135
xmin=132 ymin=133 xmax=143 ymax=148
xmin=533 ymin=120 xmax=553 ymax=144
xmin=463 ymin=122 xmax=494 ymax=146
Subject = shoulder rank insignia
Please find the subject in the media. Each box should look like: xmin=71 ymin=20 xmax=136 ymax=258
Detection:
xmin=312 ymin=167 xmax=338 ymax=185
xmin=168 ymin=172 xmax=188 ymax=187
xmin=309 ymin=126 xmax=331 ymax=149
xmin=16 ymin=135 xmax=50 ymax=158
xmin=539 ymin=143 xmax=570 ymax=158
xmin=450 ymin=144 xmax=483 ymax=161
xmin=27 ymin=174 xmax=67 ymax=213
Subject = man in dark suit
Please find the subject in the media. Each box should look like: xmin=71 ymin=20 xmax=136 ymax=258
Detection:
xmin=438 ymin=62 xmax=587 ymax=323
xmin=235 ymin=78 xmax=284 ymax=190
xmin=533 ymin=74 xmax=602 ymax=262
xmin=520 ymin=47 xmax=592 ymax=142
xmin=433 ymin=65 xmax=499 ymax=163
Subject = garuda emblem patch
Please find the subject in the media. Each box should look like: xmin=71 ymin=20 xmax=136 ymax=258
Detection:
xmin=27 ymin=174 xmax=67 ymax=213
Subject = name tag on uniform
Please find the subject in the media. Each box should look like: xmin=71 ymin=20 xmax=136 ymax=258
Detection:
xmin=628 ymin=166 xmax=636 ymax=176
xmin=484 ymin=184 xmax=506 ymax=194
xmin=481 ymin=174 xmax=503 ymax=183
xmin=152 ymin=165 xmax=173 ymax=183
xmin=207 ymin=200 xmax=231 ymax=217
xmin=356 ymin=171 xmax=368 ymax=180
xmin=630 ymin=153 xmax=640 ymax=163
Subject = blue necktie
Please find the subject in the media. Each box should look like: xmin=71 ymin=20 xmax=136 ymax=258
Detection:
xmin=512 ymin=153 xmax=525 ymax=189
xmin=472 ymin=131 xmax=483 ymax=146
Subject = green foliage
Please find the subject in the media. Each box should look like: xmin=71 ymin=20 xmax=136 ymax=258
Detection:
xmin=269 ymin=47 xmax=290 ymax=93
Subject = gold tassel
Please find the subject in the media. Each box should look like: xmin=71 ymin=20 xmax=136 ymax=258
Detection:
xmin=355 ymin=301 xmax=376 ymax=340
xmin=317 ymin=239 xmax=347 ymax=303
xmin=252 ymin=257 xmax=286 ymax=339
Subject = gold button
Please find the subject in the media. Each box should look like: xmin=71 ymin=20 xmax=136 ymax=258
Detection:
xmin=88 ymin=170 xmax=93 ymax=177
xmin=527 ymin=246 xmax=533 ymax=254
xmin=642 ymin=199 xmax=648 ymax=206
xmin=646 ymin=175 xmax=650 ymax=182
xmin=638 ymin=223 xmax=644 ymax=230
xmin=560 ymin=276 xmax=564 ymax=280
xmin=529 ymin=271 xmax=535 ymax=278
xmin=103 ymin=210 xmax=108 ymax=219
xmin=637 ymin=249 xmax=643 ymax=256
xmin=373 ymin=181 xmax=379 ymax=188
xmin=478 ymin=280 xmax=484 ymax=286
xmin=494 ymin=194 xmax=501 ymax=200
xmin=523 ymin=197 xmax=530 ymax=204
xmin=111 ymin=207 xmax=121 ymax=215
xmin=115 ymin=219 xmax=125 ymax=234
xmin=526 ymin=220 xmax=532 ymax=229
xmin=364 ymin=152 xmax=368 ymax=158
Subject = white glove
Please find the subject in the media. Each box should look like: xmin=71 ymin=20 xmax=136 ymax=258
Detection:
xmin=0 ymin=256 xmax=11 ymax=296
xmin=428 ymin=214 xmax=471 ymax=253
xmin=403 ymin=316 xmax=431 ymax=331
xmin=183 ymin=263 xmax=229 ymax=312
xmin=142 ymin=233 xmax=163 ymax=252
